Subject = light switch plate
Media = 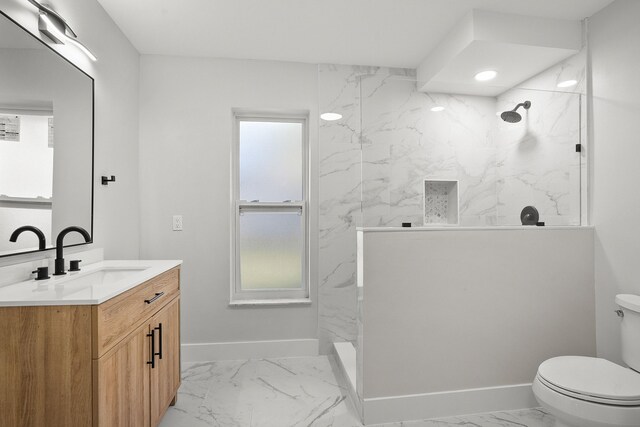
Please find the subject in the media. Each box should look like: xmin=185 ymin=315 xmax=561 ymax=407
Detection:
xmin=172 ymin=215 xmax=183 ymax=231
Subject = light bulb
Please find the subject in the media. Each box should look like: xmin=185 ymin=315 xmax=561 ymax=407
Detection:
xmin=320 ymin=112 xmax=342 ymax=121
xmin=474 ymin=70 xmax=497 ymax=82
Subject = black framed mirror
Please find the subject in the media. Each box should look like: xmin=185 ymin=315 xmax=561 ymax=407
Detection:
xmin=0 ymin=11 xmax=94 ymax=257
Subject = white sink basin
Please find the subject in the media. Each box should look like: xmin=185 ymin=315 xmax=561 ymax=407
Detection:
xmin=63 ymin=267 xmax=148 ymax=287
xmin=28 ymin=266 xmax=151 ymax=300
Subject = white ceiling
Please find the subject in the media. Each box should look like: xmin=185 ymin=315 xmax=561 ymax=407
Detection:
xmin=422 ymin=42 xmax=579 ymax=96
xmin=96 ymin=0 xmax=614 ymax=68
xmin=418 ymin=10 xmax=583 ymax=96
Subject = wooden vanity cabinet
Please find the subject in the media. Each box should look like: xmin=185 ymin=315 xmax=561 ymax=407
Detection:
xmin=0 ymin=305 xmax=94 ymax=426
xmin=0 ymin=266 xmax=181 ymax=427
xmin=93 ymin=267 xmax=181 ymax=427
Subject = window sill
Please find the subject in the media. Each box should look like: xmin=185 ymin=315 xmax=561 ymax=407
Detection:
xmin=229 ymin=298 xmax=312 ymax=307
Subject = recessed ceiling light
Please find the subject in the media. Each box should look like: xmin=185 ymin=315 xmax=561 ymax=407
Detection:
xmin=474 ymin=70 xmax=497 ymax=82
xmin=320 ymin=112 xmax=342 ymax=121
xmin=430 ymin=106 xmax=445 ymax=112
xmin=557 ymin=79 xmax=578 ymax=88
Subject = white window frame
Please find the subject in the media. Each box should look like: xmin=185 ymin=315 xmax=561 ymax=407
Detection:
xmin=230 ymin=111 xmax=310 ymax=305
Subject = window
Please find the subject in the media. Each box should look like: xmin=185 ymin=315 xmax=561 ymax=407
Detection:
xmin=231 ymin=113 xmax=309 ymax=303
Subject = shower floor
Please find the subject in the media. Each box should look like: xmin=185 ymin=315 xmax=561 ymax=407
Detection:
xmin=159 ymin=355 xmax=555 ymax=427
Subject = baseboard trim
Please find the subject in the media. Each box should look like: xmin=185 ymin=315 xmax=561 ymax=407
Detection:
xmin=363 ymin=383 xmax=537 ymax=425
xmin=181 ymin=339 xmax=319 ymax=362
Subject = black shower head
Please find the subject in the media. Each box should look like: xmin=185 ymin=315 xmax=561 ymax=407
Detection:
xmin=500 ymin=101 xmax=531 ymax=123
xmin=501 ymin=110 xmax=522 ymax=123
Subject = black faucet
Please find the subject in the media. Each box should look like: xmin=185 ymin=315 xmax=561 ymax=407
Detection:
xmin=53 ymin=226 xmax=91 ymax=276
xmin=9 ymin=226 xmax=47 ymax=250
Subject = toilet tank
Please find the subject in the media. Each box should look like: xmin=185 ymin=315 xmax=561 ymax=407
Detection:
xmin=616 ymin=294 xmax=640 ymax=372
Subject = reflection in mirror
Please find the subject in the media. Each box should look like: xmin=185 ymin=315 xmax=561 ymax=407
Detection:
xmin=0 ymin=12 xmax=93 ymax=257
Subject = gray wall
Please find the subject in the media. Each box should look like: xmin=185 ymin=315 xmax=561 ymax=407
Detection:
xmin=590 ymin=0 xmax=640 ymax=364
xmin=0 ymin=0 xmax=141 ymax=261
xmin=138 ymin=56 xmax=319 ymax=346
xmin=359 ymin=228 xmax=595 ymax=399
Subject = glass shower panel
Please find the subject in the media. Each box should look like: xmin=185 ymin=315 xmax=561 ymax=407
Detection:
xmin=239 ymin=121 xmax=303 ymax=202
xmin=359 ymin=74 xmax=584 ymax=227
xmin=238 ymin=209 xmax=303 ymax=290
xmin=494 ymin=89 xmax=582 ymax=226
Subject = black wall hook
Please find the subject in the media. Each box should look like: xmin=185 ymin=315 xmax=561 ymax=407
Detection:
xmin=101 ymin=175 xmax=116 ymax=185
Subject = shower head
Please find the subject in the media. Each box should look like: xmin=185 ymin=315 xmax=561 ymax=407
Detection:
xmin=500 ymin=101 xmax=531 ymax=123
xmin=501 ymin=110 xmax=522 ymax=123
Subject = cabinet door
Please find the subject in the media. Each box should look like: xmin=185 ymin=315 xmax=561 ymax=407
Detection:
xmin=150 ymin=297 xmax=181 ymax=426
xmin=0 ymin=306 xmax=92 ymax=427
xmin=94 ymin=323 xmax=151 ymax=427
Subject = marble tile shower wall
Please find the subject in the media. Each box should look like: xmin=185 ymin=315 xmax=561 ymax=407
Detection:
xmin=495 ymin=89 xmax=582 ymax=225
xmin=356 ymin=52 xmax=585 ymax=228
xmin=318 ymin=65 xmax=414 ymax=354
xmin=494 ymin=49 xmax=586 ymax=226
xmin=318 ymin=64 xmax=360 ymax=355
xmin=360 ymin=74 xmax=499 ymax=227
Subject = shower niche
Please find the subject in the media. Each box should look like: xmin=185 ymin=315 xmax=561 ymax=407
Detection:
xmin=423 ymin=179 xmax=459 ymax=226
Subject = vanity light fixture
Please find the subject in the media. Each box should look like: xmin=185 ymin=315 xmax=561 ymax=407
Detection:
xmin=474 ymin=70 xmax=497 ymax=82
xmin=430 ymin=106 xmax=445 ymax=112
xmin=27 ymin=0 xmax=97 ymax=61
xmin=320 ymin=112 xmax=342 ymax=121
xmin=557 ymin=79 xmax=578 ymax=88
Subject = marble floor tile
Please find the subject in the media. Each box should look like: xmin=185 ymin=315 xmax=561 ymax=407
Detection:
xmin=372 ymin=408 xmax=556 ymax=427
xmin=159 ymin=356 xmax=358 ymax=427
xmin=159 ymin=356 xmax=554 ymax=427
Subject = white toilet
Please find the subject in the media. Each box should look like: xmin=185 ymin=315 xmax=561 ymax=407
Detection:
xmin=533 ymin=294 xmax=640 ymax=427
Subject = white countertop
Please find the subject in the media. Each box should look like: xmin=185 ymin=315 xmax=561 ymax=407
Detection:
xmin=0 ymin=259 xmax=182 ymax=307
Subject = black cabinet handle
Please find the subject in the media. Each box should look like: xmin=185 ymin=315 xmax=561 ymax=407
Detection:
xmin=144 ymin=292 xmax=164 ymax=304
xmin=147 ymin=329 xmax=156 ymax=369
xmin=155 ymin=323 xmax=163 ymax=360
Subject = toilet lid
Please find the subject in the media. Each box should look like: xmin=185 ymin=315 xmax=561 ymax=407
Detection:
xmin=538 ymin=356 xmax=640 ymax=403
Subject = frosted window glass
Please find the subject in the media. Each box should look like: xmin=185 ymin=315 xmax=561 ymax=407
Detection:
xmin=239 ymin=121 xmax=303 ymax=202
xmin=239 ymin=210 xmax=303 ymax=290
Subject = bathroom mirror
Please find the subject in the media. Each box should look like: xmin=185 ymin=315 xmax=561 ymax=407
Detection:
xmin=0 ymin=11 xmax=93 ymax=257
